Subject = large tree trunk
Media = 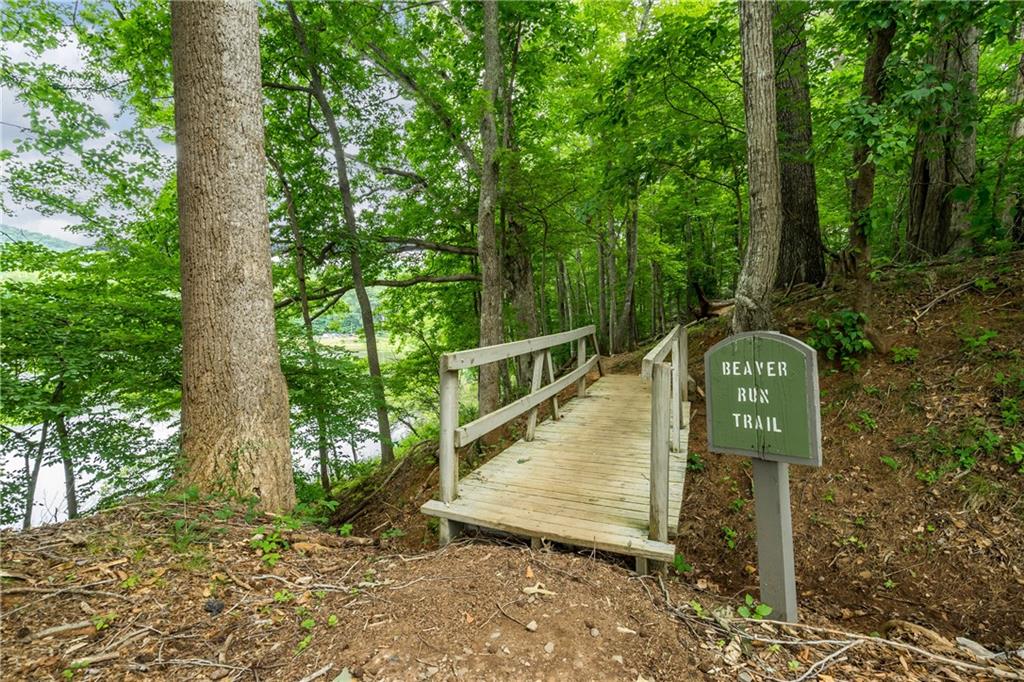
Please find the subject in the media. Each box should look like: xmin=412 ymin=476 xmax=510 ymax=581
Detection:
xmin=773 ymin=0 xmax=825 ymax=287
xmin=171 ymin=0 xmax=294 ymax=511
xmin=733 ymin=0 xmax=782 ymax=333
xmin=906 ymin=24 xmax=979 ymax=258
xmin=477 ymin=0 xmax=504 ymax=417
xmin=271 ymin=157 xmax=332 ymax=490
xmin=287 ymin=3 xmax=394 ymax=464
xmin=847 ymin=19 xmax=896 ymax=326
xmin=55 ymin=415 xmax=78 ymax=519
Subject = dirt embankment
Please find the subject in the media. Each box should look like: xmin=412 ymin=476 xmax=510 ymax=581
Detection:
xmin=3 ymin=501 xmax=1022 ymax=681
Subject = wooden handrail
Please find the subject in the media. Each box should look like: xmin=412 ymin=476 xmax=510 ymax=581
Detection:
xmin=640 ymin=325 xmax=689 ymax=452
xmin=455 ymin=356 xmax=597 ymax=446
xmin=442 ymin=325 xmax=596 ymax=370
xmin=436 ymin=326 xmax=601 ymax=544
xmin=641 ymin=325 xmax=680 ymax=380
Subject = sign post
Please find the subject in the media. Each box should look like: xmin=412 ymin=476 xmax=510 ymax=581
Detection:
xmin=704 ymin=332 xmax=821 ymax=622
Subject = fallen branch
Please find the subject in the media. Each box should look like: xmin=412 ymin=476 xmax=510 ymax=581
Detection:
xmin=67 ymin=652 xmax=120 ymax=668
xmin=297 ymin=664 xmax=334 ymax=682
xmin=23 ymin=620 xmax=92 ymax=641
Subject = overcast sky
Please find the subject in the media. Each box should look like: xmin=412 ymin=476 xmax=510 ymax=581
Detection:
xmin=1 ymin=35 xmax=174 ymax=247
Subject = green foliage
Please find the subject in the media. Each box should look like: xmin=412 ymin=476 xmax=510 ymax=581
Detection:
xmin=879 ymin=455 xmax=901 ymax=472
xmin=672 ymin=553 xmax=693 ymax=575
xmin=721 ymin=526 xmax=738 ymax=550
xmin=960 ymin=328 xmax=999 ymax=353
xmin=686 ymin=453 xmax=706 ymax=473
xmin=891 ymin=346 xmax=920 ymax=364
xmin=737 ymin=593 xmax=772 ymax=620
xmin=807 ymin=311 xmax=873 ymax=372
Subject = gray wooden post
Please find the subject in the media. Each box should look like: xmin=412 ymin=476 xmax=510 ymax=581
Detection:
xmin=648 ymin=362 xmax=671 ymax=574
xmin=544 ymin=350 xmax=561 ymax=420
xmin=525 ymin=351 xmax=545 ymax=440
xmin=576 ymin=337 xmax=587 ymax=398
xmin=670 ymin=328 xmax=682 ymax=452
xmin=751 ymin=459 xmax=798 ymax=622
xmin=438 ymin=360 xmax=462 ymax=545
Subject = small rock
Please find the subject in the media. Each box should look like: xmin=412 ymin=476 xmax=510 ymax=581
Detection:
xmin=501 ymin=646 xmax=511 ymax=655
xmin=738 ymin=671 xmax=753 ymax=682
xmin=616 ymin=625 xmax=637 ymax=635
xmin=612 ymin=655 xmax=624 ymax=664
xmin=526 ymin=620 xmax=538 ymax=632
xmin=204 ymin=598 xmax=225 ymax=616
xmin=590 ymin=628 xmax=601 ymax=638
xmin=857 ymin=570 xmax=872 ymax=580
xmin=425 ymin=667 xmax=439 ymax=679
xmin=544 ymin=642 xmax=555 ymax=655
xmin=490 ymin=630 xmax=502 ymax=639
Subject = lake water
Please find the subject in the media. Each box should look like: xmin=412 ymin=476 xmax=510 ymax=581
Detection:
xmin=9 ymin=417 xmax=410 ymax=528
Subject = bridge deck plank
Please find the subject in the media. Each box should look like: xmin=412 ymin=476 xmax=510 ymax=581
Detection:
xmin=421 ymin=374 xmax=690 ymax=560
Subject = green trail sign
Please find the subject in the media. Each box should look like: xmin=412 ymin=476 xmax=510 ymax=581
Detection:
xmin=704 ymin=331 xmax=821 ymax=467
xmin=703 ymin=331 xmax=822 ymax=623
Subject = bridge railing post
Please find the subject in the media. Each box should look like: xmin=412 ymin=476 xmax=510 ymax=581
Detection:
xmin=438 ymin=358 xmax=462 ymax=545
xmin=576 ymin=336 xmax=587 ymax=398
xmin=670 ymin=326 xmax=682 ymax=452
xmin=648 ymin=361 xmax=671 ymax=574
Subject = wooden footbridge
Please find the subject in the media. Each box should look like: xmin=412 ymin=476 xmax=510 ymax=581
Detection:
xmin=421 ymin=325 xmax=691 ymax=570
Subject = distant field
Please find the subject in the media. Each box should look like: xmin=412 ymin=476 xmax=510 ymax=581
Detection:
xmin=318 ymin=334 xmax=401 ymax=362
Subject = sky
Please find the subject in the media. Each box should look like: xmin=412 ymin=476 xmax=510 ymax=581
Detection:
xmin=1 ymin=34 xmax=174 ymax=247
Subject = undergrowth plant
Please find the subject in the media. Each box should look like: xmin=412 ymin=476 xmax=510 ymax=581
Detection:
xmin=807 ymin=311 xmax=873 ymax=372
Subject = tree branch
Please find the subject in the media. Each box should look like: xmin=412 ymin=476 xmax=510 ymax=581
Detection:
xmin=379 ymin=236 xmax=477 ymax=255
xmin=275 ymin=273 xmax=480 ymax=309
xmin=262 ymin=80 xmax=314 ymax=94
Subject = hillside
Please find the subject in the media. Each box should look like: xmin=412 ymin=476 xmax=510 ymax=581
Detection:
xmin=2 ymin=254 xmax=1023 ymax=681
xmin=0 ymin=225 xmax=85 ymax=252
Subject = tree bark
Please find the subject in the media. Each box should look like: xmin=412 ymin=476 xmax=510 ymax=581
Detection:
xmin=847 ymin=19 xmax=896 ymax=326
xmin=733 ymin=0 xmax=783 ymax=333
xmin=287 ymin=2 xmax=394 ymax=464
xmin=271 ymin=156 xmax=332 ymax=490
xmin=906 ymin=23 xmax=979 ymax=258
xmin=614 ymin=203 xmax=639 ymax=350
xmin=171 ymin=0 xmax=294 ymax=511
xmin=22 ymin=421 xmax=49 ymax=530
xmin=597 ymin=235 xmax=607 ymax=351
xmin=477 ymin=0 xmax=503 ymax=417
xmin=773 ymin=0 xmax=825 ymax=287
xmin=995 ymin=21 xmax=1024 ymax=238
xmin=55 ymin=415 xmax=78 ymax=520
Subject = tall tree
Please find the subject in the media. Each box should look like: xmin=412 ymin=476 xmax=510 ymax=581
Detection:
xmin=286 ymin=2 xmax=394 ymax=464
xmin=733 ymin=0 xmax=782 ymax=333
xmin=477 ymin=0 xmax=504 ymax=416
xmin=773 ymin=0 xmax=825 ymax=287
xmin=995 ymin=20 xmax=1024 ymax=240
xmin=906 ymin=21 xmax=980 ymax=258
xmin=845 ymin=11 xmax=897 ymax=334
xmin=171 ymin=0 xmax=295 ymax=511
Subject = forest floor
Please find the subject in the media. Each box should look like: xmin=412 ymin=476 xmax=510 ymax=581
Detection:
xmin=2 ymin=252 xmax=1023 ymax=681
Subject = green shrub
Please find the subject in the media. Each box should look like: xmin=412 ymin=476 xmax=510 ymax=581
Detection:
xmin=807 ymin=311 xmax=873 ymax=372
xmin=891 ymin=346 xmax=919 ymax=364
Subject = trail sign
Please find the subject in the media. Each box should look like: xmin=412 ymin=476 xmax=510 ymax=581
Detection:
xmin=703 ymin=331 xmax=822 ymax=623
xmin=704 ymin=332 xmax=821 ymax=467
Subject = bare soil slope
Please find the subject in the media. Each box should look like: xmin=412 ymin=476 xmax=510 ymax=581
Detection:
xmin=3 ymin=501 xmax=1022 ymax=681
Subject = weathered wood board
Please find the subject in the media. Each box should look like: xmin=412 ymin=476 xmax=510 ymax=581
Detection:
xmin=421 ymin=374 xmax=690 ymax=563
